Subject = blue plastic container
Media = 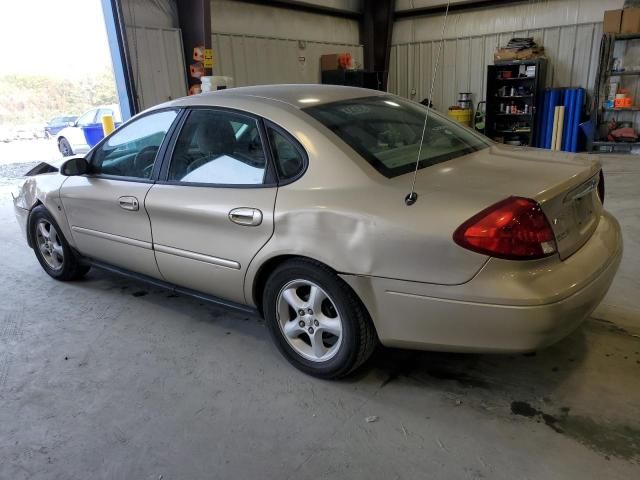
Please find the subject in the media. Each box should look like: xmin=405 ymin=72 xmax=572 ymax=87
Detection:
xmin=540 ymin=90 xmax=550 ymax=148
xmin=82 ymin=122 xmax=121 ymax=147
xmin=535 ymin=90 xmax=549 ymax=148
xmin=564 ymin=89 xmax=576 ymax=152
xmin=571 ymin=89 xmax=585 ymax=153
xmin=579 ymin=119 xmax=594 ymax=140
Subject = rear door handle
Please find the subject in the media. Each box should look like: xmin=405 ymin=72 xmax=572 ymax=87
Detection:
xmin=119 ymin=196 xmax=139 ymax=211
xmin=228 ymin=208 xmax=263 ymax=226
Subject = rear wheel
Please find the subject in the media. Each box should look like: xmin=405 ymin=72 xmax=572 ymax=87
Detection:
xmin=29 ymin=206 xmax=89 ymax=281
xmin=263 ymin=259 xmax=377 ymax=379
xmin=58 ymin=137 xmax=73 ymax=156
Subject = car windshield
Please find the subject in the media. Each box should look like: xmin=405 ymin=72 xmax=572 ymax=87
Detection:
xmin=304 ymin=96 xmax=490 ymax=178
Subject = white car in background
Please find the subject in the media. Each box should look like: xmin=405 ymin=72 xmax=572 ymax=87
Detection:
xmin=56 ymin=104 xmax=121 ymax=156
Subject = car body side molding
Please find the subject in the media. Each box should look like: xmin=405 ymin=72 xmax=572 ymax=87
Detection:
xmin=71 ymin=226 xmax=152 ymax=250
xmin=154 ymin=243 xmax=241 ymax=270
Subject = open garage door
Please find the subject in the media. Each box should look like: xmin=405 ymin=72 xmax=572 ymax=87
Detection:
xmin=125 ymin=25 xmax=188 ymax=110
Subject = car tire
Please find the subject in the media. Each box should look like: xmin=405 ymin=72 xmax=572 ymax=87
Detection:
xmin=29 ymin=205 xmax=90 ymax=281
xmin=58 ymin=137 xmax=73 ymax=156
xmin=263 ymin=258 xmax=378 ymax=379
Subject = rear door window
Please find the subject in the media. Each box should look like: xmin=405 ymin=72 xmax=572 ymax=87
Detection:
xmin=267 ymin=126 xmax=306 ymax=181
xmin=167 ymin=109 xmax=267 ymax=185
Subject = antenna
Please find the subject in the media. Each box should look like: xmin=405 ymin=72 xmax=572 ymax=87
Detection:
xmin=405 ymin=0 xmax=451 ymax=206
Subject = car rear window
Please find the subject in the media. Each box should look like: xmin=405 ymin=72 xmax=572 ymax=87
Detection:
xmin=304 ymin=96 xmax=490 ymax=178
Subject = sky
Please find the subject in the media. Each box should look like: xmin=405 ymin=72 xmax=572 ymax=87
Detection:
xmin=0 ymin=0 xmax=113 ymax=78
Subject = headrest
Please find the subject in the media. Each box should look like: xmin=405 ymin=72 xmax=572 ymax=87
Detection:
xmin=194 ymin=116 xmax=236 ymax=156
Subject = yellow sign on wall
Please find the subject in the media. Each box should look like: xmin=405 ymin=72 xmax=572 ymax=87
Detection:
xmin=204 ymin=49 xmax=214 ymax=68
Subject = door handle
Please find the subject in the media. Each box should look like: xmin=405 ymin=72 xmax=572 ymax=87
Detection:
xmin=228 ymin=208 xmax=263 ymax=226
xmin=119 ymin=196 xmax=139 ymax=211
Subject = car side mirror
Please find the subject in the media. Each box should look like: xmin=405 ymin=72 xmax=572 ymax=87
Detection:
xmin=60 ymin=157 xmax=89 ymax=176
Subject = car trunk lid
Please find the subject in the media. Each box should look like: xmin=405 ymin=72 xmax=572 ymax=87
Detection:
xmin=540 ymin=171 xmax=602 ymax=259
xmin=388 ymin=144 xmax=602 ymax=260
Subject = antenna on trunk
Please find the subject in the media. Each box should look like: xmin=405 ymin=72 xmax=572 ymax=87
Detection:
xmin=405 ymin=0 xmax=451 ymax=206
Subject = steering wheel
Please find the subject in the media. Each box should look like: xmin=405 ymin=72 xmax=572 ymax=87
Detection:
xmin=134 ymin=146 xmax=159 ymax=177
xmin=142 ymin=163 xmax=154 ymax=178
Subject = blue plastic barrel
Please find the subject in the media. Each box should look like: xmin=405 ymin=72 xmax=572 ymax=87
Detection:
xmin=82 ymin=122 xmax=121 ymax=147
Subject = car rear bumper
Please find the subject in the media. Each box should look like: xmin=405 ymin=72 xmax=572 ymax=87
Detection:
xmin=341 ymin=211 xmax=623 ymax=353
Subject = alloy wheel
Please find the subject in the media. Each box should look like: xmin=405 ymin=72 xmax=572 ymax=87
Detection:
xmin=35 ymin=220 xmax=64 ymax=271
xmin=59 ymin=139 xmax=71 ymax=156
xmin=276 ymin=279 xmax=343 ymax=362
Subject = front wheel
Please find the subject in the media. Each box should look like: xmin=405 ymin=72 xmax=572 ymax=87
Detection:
xmin=263 ymin=259 xmax=378 ymax=379
xmin=58 ymin=137 xmax=73 ymax=156
xmin=29 ymin=205 xmax=90 ymax=281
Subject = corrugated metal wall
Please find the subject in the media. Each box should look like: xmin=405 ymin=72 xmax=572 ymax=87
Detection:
xmin=211 ymin=33 xmax=363 ymax=86
xmin=125 ymin=25 xmax=188 ymax=110
xmin=388 ymin=22 xmax=604 ymax=110
xmin=211 ymin=0 xmax=360 ymax=44
xmin=392 ymin=0 xmax=624 ymax=42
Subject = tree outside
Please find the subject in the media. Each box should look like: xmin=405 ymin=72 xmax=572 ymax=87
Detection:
xmin=0 ymin=69 xmax=117 ymax=126
xmin=0 ymin=0 xmax=117 ymax=173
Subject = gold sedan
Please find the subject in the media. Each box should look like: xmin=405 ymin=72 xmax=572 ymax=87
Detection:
xmin=13 ymin=85 xmax=622 ymax=378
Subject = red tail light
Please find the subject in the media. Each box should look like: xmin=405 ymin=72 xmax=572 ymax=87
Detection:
xmin=597 ymin=170 xmax=605 ymax=205
xmin=453 ymin=197 xmax=557 ymax=260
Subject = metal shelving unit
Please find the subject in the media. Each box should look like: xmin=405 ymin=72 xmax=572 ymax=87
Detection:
xmin=592 ymin=140 xmax=640 ymax=154
xmin=608 ymin=70 xmax=640 ymax=77
xmin=590 ymin=33 xmax=640 ymax=153
xmin=485 ymin=59 xmax=546 ymax=146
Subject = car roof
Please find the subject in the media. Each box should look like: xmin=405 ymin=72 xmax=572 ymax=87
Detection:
xmin=165 ymin=84 xmax=387 ymax=110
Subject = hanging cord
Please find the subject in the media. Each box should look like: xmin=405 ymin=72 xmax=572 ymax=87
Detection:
xmin=405 ymin=0 xmax=451 ymax=206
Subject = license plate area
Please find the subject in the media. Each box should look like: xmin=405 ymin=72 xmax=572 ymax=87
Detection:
xmin=572 ymin=195 xmax=595 ymax=227
xmin=549 ymin=174 xmax=602 ymax=259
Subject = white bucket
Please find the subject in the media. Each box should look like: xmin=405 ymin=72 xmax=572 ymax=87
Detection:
xmin=200 ymin=76 xmax=234 ymax=92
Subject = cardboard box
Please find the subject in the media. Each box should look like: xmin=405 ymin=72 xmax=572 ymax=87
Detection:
xmin=604 ymin=9 xmax=623 ymax=33
xmin=320 ymin=53 xmax=352 ymax=71
xmin=621 ymin=7 xmax=640 ymax=33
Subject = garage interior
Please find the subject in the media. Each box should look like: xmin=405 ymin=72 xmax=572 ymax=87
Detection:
xmin=1 ymin=0 xmax=640 ymax=478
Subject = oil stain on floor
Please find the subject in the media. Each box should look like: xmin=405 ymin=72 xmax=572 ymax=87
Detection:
xmin=511 ymin=400 xmax=640 ymax=462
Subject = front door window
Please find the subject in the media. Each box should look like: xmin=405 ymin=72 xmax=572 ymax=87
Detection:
xmin=90 ymin=110 xmax=178 ymax=180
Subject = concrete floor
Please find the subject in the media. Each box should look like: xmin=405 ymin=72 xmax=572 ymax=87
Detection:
xmin=0 ymin=152 xmax=639 ymax=479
